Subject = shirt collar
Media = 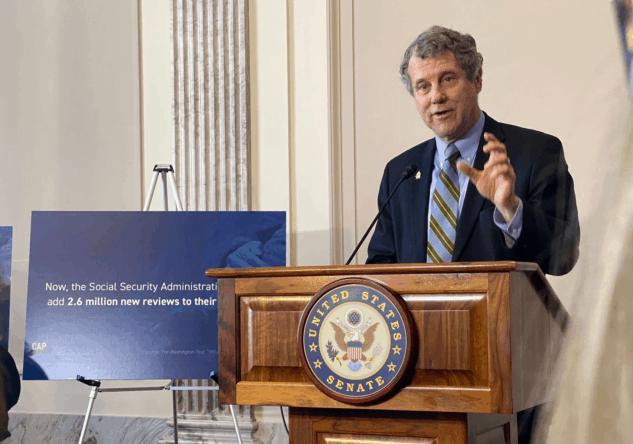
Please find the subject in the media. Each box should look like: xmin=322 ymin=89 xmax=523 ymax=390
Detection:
xmin=434 ymin=110 xmax=485 ymax=167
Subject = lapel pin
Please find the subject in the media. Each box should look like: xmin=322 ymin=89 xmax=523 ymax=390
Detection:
xmin=415 ymin=171 xmax=421 ymax=180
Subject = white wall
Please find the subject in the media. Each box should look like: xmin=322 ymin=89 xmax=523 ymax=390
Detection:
xmin=249 ymin=0 xmax=628 ymax=309
xmin=249 ymin=0 xmax=291 ymax=253
xmin=140 ymin=0 xmax=176 ymax=211
xmin=0 ymin=0 xmax=331 ymax=420
xmin=250 ymin=0 xmax=332 ymax=266
xmin=345 ymin=0 xmax=629 ymax=305
xmin=0 ymin=0 xmax=175 ymax=418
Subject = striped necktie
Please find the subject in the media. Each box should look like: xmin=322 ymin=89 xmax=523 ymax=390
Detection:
xmin=427 ymin=144 xmax=461 ymax=263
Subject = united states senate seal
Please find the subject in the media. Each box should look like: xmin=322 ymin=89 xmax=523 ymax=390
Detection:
xmin=298 ymin=278 xmax=416 ymax=404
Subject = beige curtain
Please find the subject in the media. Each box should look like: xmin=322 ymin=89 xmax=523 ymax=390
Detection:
xmin=537 ymin=116 xmax=633 ymax=442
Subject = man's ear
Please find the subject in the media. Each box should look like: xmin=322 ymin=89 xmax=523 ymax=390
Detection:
xmin=474 ymin=69 xmax=483 ymax=93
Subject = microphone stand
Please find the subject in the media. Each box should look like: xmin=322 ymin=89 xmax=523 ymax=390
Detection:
xmin=345 ymin=165 xmax=418 ymax=265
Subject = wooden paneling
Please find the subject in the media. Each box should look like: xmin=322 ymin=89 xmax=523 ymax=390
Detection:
xmin=374 ymin=274 xmax=488 ymax=294
xmin=470 ymin=288 xmax=491 ymax=388
xmin=290 ymin=408 xmax=467 ymax=444
xmin=404 ymin=294 xmax=485 ymax=310
xmin=509 ymin=271 xmax=566 ymax=412
xmin=467 ymin=413 xmax=517 ymax=444
xmin=239 ymin=296 xmax=312 ymax=383
xmin=487 ymin=273 xmax=513 ymax=414
xmin=236 ymin=276 xmax=344 ymax=296
xmin=237 ymin=381 xmax=493 ymax=413
xmin=406 ymin=295 xmax=484 ymax=371
xmin=240 ymin=296 xmax=309 ymax=371
xmin=216 ymin=264 xmax=565 ymax=417
xmin=237 ymin=290 xmax=488 ymax=385
xmin=207 ymin=261 xmax=522 ymax=278
xmin=288 ymin=407 xmax=314 ymax=443
xmin=218 ymin=278 xmax=237 ymax=404
xmin=320 ymin=434 xmax=435 ymax=443
xmin=409 ymin=370 xmax=486 ymax=387
xmin=235 ymin=273 xmax=488 ymax=296
xmin=228 ymin=276 xmax=496 ymax=411
xmin=415 ymin=310 xmax=470 ymax=370
xmin=246 ymin=310 xmax=302 ymax=368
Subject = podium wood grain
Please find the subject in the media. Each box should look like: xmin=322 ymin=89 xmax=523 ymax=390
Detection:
xmin=210 ymin=262 xmax=566 ymax=443
xmin=290 ymin=408 xmax=467 ymax=444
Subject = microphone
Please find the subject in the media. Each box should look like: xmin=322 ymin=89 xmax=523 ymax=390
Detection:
xmin=345 ymin=164 xmax=419 ymax=265
xmin=400 ymin=164 xmax=418 ymax=181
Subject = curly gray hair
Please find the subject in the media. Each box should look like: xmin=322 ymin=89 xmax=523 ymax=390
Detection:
xmin=400 ymin=26 xmax=483 ymax=96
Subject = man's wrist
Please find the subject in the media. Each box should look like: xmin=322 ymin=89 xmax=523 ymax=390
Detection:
xmin=496 ymin=195 xmax=521 ymax=223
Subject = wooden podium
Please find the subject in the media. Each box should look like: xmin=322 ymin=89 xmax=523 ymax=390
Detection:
xmin=206 ymin=261 xmax=567 ymax=444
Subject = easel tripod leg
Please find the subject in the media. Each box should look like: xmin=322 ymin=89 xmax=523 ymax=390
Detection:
xmin=229 ymin=405 xmax=244 ymax=444
xmin=144 ymin=165 xmax=183 ymax=211
xmin=161 ymin=172 xmax=169 ymax=211
xmin=172 ymin=383 xmax=179 ymax=444
xmin=166 ymin=170 xmax=184 ymax=211
xmin=77 ymin=386 xmax=98 ymax=444
xmin=143 ymin=171 xmax=161 ymax=211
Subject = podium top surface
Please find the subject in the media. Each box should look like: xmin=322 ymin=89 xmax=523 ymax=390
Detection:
xmin=206 ymin=260 xmax=541 ymax=278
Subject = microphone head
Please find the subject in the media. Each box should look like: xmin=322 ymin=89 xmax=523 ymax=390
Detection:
xmin=402 ymin=164 xmax=419 ymax=179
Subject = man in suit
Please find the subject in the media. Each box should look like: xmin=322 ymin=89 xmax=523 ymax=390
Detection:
xmin=366 ymin=26 xmax=580 ymax=444
xmin=366 ymin=26 xmax=580 ymax=277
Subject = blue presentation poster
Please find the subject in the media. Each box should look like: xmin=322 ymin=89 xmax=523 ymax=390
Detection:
xmin=24 ymin=211 xmax=285 ymax=380
xmin=0 ymin=227 xmax=12 ymax=350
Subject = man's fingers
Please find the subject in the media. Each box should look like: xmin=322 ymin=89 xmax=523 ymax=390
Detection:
xmin=486 ymin=162 xmax=516 ymax=180
xmin=485 ymin=153 xmax=514 ymax=170
xmin=457 ymin=162 xmax=481 ymax=183
xmin=483 ymin=137 xmax=511 ymax=168
xmin=483 ymin=133 xmax=507 ymax=157
xmin=483 ymin=140 xmax=507 ymax=155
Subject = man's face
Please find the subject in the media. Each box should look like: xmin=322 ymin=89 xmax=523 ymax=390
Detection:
xmin=408 ymin=51 xmax=482 ymax=144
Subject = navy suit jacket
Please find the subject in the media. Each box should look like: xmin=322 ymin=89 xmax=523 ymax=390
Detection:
xmin=366 ymin=113 xmax=580 ymax=276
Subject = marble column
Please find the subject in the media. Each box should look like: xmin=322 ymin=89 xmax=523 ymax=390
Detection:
xmin=162 ymin=0 xmax=257 ymax=442
xmin=171 ymin=0 xmax=250 ymax=212
xmin=158 ymin=380 xmax=259 ymax=443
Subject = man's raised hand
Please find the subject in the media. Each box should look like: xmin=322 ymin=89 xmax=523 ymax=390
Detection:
xmin=457 ymin=132 xmax=520 ymax=222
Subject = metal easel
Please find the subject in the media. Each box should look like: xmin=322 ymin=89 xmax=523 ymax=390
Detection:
xmin=76 ymin=165 xmax=244 ymax=444
xmin=143 ymin=164 xmax=184 ymax=211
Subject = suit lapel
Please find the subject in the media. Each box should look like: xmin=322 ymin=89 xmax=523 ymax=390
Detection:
xmin=415 ymin=139 xmax=436 ymax=258
xmin=452 ymin=114 xmax=506 ymax=261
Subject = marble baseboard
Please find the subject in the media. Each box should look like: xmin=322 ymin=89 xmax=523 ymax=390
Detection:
xmin=158 ymin=413 xmax=260 ymax=444
xmin=3 ymin=413 xmax=171 ymax=444
xmin=252 ymin=406 xmax=288 ymax=444
xmin=252 ymin=422 xmax=288 ymax=444
xmin=1 ymin=411 xmax=289 ymax=444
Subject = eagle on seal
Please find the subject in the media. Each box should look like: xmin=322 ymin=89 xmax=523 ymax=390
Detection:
xmin=330 ymin=319 xmax=380 ymax=372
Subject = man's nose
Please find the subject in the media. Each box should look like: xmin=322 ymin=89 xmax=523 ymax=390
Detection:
xmin=430 ymin=86 xmax=447 ymax=103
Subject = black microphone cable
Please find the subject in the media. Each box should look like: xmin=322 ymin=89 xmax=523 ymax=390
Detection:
xmin=345 ymin=164 xmax=418 ymax=265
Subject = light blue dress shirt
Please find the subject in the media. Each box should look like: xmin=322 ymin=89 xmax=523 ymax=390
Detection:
xmin=427 ymin=111 xmax=523 ymax=253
